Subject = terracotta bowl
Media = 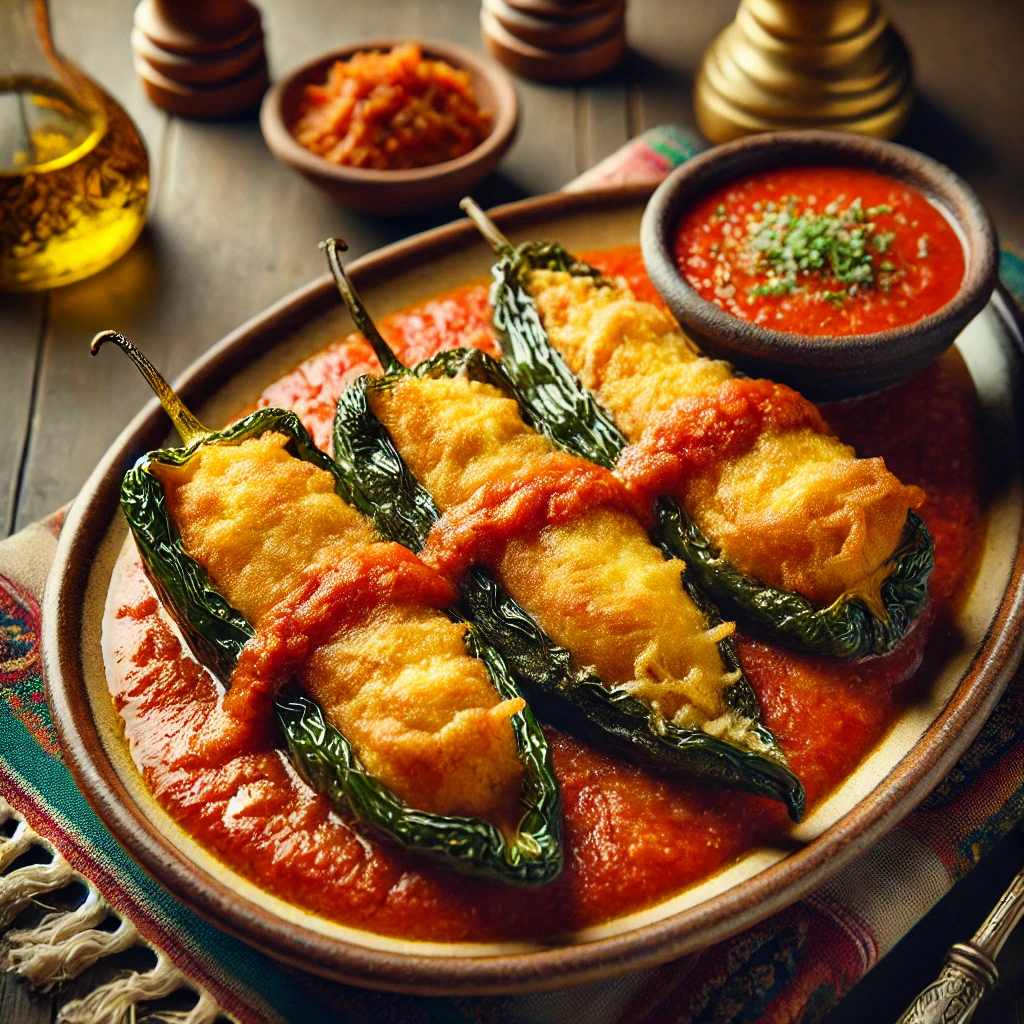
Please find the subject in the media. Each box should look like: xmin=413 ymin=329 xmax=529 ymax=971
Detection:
xmin=640 ymin=131 xmax=999 ymax=400
xmin=259 ymin=38 xmax=519 ymax=215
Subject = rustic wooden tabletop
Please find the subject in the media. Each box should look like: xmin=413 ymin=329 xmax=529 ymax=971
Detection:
xmin=3 ymin=0 xmax=1024 ymax=1020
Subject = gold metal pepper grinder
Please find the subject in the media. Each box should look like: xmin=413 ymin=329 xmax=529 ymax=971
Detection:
xmin=694 ymin=0 xmax=913 ymax=143
xmin=0 ymin=0 xmax=150 ymax=291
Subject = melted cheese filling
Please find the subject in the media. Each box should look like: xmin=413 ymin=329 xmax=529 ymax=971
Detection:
xmin=529 ymin=270 xmax=922 ymax=606
xmin=153 ymin=432 xmax=524 ymax=824
xmin=371 ymin=377 xmax=758 ymax=746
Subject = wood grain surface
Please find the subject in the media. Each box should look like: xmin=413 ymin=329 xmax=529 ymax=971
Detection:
xmin=2 ymin=0 xmax=1023 ymax=1019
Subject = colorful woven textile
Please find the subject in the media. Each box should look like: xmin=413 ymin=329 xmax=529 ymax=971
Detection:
xmin=2 ymin=127 xmax=1024 ymax=1023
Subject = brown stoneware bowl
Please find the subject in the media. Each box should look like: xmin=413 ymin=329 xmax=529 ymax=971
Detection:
xmin=259 ymin=38 xmax=518 ymax=215
xmin=640 ymin=131 xmax=999 ymax=400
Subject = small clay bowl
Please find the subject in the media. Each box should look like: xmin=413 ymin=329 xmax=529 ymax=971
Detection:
xmin=260 ymin=39 xmax=518 ymax=215
xmin=640 ymin=130 xmax=999 ymax=400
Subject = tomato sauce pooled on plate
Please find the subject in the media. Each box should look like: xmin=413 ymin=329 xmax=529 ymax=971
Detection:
xmin=673 ymin=166 xmax=965 ymax=336
xmin=106 ymin=248 xmax=984 ymax=942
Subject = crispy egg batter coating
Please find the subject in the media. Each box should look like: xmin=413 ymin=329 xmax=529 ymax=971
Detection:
xmin=528 ymin=270 xmax=924 ymax=606
xmin=153 ymin=432 xmax=525 ymax=824
xmin=371 ymin=377 xmax=760 ymax=748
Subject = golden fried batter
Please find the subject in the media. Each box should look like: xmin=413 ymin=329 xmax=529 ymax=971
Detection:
xmin=153 ymin=433 xmax=524 ymax=823
xmin=529 ymin=270 xmax=923 ymax=606
xmin=371 ymin=377 xmax=757 ymax=746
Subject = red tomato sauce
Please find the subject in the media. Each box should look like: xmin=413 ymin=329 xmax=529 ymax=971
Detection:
xmin=257 ymin=283 xmax=497 ymax=453
xmin=422 ymin=450 xmax=648 ymax=583
xmin=617 ymin=376 xmax=828 ymax=509
xmin=106 ymin=248 xmax=983 ymax=942
xmin=673 ymin=166 xmax=965 ymax=336
xmin=188 ymin=545 xmax=459 ymax=766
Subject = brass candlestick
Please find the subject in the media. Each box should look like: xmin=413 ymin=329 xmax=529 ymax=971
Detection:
xmin=693 ymin=0 xmax=913 ymax=143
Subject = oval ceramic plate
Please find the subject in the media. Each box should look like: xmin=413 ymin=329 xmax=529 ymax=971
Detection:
xmin=43 ymin=186 xmax=1024 ymax=995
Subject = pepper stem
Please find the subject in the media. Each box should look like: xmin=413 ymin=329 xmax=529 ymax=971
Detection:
xmin=459 ymin=197 xmax=514 ymax=255
xmin=90 ymin=331 xmax=211 ymax=446
xmin=320 ymin=238 xmax=405 ymax=374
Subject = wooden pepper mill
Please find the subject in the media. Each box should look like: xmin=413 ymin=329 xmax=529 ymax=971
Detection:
xmin=132 ymin=0 xmax=269 ymax=118
xmin=694 ymin=0 xmax=913 ymax=143
xmin=481 ymin=0 xmax=627 ymax=82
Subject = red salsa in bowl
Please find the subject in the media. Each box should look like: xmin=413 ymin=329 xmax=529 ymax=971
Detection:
xmin=673 ymin=166 xmax=965 ymax=337
xmin=640 ymin=132 xmax=998 ymax=399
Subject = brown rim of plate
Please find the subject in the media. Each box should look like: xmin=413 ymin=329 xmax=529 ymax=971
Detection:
xmin=259 ymin=38 xmax=518 ymax=187
xmin=43 ymin=185 xmax=1024 ymax=996
xmin=640 ymin=131 xmax=1000 ymax=401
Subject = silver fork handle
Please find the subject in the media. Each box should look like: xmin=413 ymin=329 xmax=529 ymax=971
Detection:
xmin=895 ymin=943 xmax=997 ymax=1024
xmin=896 ymin=868 xmax=1024 ymax=1023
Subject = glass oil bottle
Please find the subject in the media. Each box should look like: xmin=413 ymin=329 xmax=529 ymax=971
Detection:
xmin=1 ymin=0 xmax=149 ymax=292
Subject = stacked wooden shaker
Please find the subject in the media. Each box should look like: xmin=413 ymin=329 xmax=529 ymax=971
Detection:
xmin=482 ymin=0 xmax=627 ymax=82
xmin=132 ymin=0 xmax=269 ymax=117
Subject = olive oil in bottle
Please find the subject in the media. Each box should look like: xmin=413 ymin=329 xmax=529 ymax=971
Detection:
xmin=0 ymin=1 xmax=149 ymax=292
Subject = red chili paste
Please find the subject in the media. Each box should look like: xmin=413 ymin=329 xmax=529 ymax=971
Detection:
xmin=673 ymin=166 xmax=965 ymax=336
xmin=107 ymin=248 xmax=983 ymax=942
xmin=292 ymin=44 xmax=492 ymax=172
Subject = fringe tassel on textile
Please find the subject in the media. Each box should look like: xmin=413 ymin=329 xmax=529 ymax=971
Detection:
xmin=56 ymin=954 xmax=222 ymax=1024
xmin=9 ymin=892 xmax=139 ymax=988
xmin=0 ymin=810 xmax=74 ymax=926
xmin=0 ymin=798 xmax=226 ymax=1023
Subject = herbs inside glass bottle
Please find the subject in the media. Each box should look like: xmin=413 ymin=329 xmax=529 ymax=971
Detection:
xmin=0 ymin=0 xmax=149 ymax=292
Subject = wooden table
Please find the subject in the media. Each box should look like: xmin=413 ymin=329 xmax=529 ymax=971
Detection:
xmin=2 ymin=0 xmax=1023 ymax=1020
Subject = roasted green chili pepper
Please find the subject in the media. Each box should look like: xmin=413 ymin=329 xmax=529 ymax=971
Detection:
xmin=323 ymin=239 xmax=805 ymax=821
xmin=92 ymin=330 xmax=562 ymax=886
xmin=459 ymin=199 xmax=934 ymax=661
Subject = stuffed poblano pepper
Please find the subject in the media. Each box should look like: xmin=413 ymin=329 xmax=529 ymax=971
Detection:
xmin=91 ymin=330 xmax=561 ymax=885
xmin=322 ymin=239 xmax=805 ymax=822
xmin=459 ymin=199 xmax=934 ymax=661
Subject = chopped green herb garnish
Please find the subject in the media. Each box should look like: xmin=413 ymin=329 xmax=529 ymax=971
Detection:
xmin=739 ymin=195 xmax=903 ymax=301
xmin=749 ymin=279 xmax=800 ymax=298
xmin=871 ymin=231 xmax=896 ymax=254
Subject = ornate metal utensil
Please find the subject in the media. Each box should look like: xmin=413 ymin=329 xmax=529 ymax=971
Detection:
xmin=896 ymin=868 xmax=1024 ymax=1023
